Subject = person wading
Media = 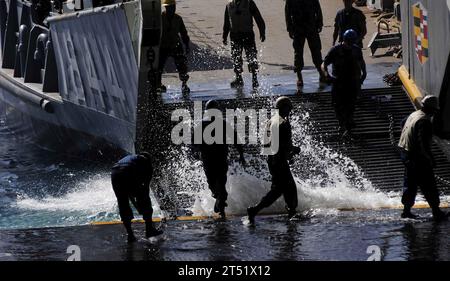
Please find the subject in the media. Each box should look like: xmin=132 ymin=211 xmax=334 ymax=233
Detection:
xmin=398 ymin=96 xmax=449 ymax=221
xmin=195 ymin=100 xmax=246 ymax=219
xmin=247 ymin=96 xmax=301 ymax=224
xmin=223 ymin=0 xmax=266 ymax=89
xmin=111 ymin=152 xmax=162 ymax=243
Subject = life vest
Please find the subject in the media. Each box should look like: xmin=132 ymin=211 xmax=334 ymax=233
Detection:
xmin=227 ymin=0 xmax=253 ymax=33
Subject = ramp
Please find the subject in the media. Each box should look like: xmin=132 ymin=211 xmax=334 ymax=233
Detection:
xmin=156 ymin=85 xmax=450 ymax=195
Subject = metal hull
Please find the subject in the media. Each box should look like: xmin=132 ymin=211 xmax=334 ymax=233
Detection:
xmin=0 ymin=71 xmax=135 ymax=159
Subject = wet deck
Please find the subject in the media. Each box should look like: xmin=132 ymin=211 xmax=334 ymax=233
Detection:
xmin=1 ymin=208 xmax=449 ymax=261
xmin=160 ymin=63 xmax=399 ymax=103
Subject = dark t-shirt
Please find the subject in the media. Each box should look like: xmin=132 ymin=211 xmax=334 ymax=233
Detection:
xmin=112 ymin=155 xmax=152 ymax=187
xmin=335 ymin=7 xmax=366 ymax=42
xmin=324 ymin=44 xmax=364 ymax=82
xmin=285 ymin=0 xmax=323 ymax=35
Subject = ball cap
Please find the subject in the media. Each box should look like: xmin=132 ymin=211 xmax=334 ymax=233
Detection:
xmin=162 ymin=0 xmax=176 ymax=6
xmin=275 ymin=96 xmax=293 ymax=110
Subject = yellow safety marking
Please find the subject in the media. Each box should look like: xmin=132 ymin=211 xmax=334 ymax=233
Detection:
xmin=90 ymin=203 xmax=448 ymax=225
xmin=398 ymin=65 xmax=423 ymax=107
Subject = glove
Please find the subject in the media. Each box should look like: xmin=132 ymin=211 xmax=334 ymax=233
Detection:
xmin=288 ymin=32 xmax=295 ymax=39
xmin=260 ymin=34 xmax=266 ymax=42
xmin=317 ymin=26 xmax=323 ymax=33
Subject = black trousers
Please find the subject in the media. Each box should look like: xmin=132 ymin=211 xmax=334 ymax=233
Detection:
xmin=293 ymin=32 xmax=323 ymax=72
xmin=230 ymin=32 xmax=259 ymax=75
xmin=111 ymin=169 xmax=153 ymax=222
xmin=202 ymin=158 xmax=228 ymax=205
xmin=257 ymin=156 xmax=298 ymax=211
xmin=158 ymin=43 xmax=189 ymax=83
xmin=331 ymin=81 xmax=359 ymax=131
xmin=401 ymin=152 xmax=440 ymax=210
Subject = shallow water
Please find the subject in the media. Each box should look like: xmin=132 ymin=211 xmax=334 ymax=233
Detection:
xmin=1 ymin=91 xmax=450 ymax=261
xmin=0 ymin=98 xmax=447 ymax=230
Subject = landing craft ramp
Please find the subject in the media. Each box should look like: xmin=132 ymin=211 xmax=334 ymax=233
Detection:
xmin=152 ymin=71 xmax=450 ymax=197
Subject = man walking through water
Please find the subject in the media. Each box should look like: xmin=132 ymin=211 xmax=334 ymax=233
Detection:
xmin=196 ymin=100 xmax=246 ymax=219
xmin=398 ymin=96 xmax=448 ymax=221
xmin=322 ymin=29 xmax=366 ymax=137
xmin=247 ymin=96 xmax=301 ymax=224
xmin=223 ymin=0 xmax=266 ymax=89
xmin=111 ymin=152 xmax=162 ymax=243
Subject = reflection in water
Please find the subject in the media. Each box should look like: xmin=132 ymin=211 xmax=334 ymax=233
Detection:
xmin=400 ymin=222 xmax=450 ymax=261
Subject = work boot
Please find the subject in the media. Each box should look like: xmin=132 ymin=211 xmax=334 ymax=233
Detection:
xmin=432 ymin=209 xmax=449 ymax=222
xmin=214 ymin=200 xmax=227 ymax=214
xmin=252 ymin=73 xmax=259 ymax=89
xmin=145 ymin=224 xmax=163 ymax=238
xmin=319 ymin=71 xmax=330 ymax=85
xmin=230 ymin=75 xmax=244 ymax=88
xmin=401 ymin=210 xmax=418 ymax=219
xmin=181 ymin=82 xmax=190 ymax=94
xmin=287 ymin=207 xmax=298 ymax=220
xmin=296 ymin=72 xmax=304 ymax=92
xmin=247 ymin=206 xmax=258 ymax=225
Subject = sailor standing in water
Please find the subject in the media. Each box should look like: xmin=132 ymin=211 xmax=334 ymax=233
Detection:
xmin=195 ymin=100 xmax=246 ymax=219
xmin=247 ymin=97 xmax=301 ymax=224
xmin=111 ymin=152 xmax=163 ymax=243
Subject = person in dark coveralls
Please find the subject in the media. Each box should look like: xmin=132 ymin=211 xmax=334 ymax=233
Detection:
xmin=223 ymin=0 xmax=266 ymax=89
xmin=196 ymin=100 xmax=246 ymax=219
xmin=398 ymin=96 xmax=449 ymax=221
xmin=158 ymin=0 xmax=191 ymax=94
xmin=285 ymin=0 xmax=326 ymax=91
xmin=333 ymin=0 xmax=367 ymax=48
xmin=247 ymin=97 xmax=301 ymax=224
xmin=111 ymin=152 xmax=162 ymax=243
xmin=321 ymin=29 xmax=367 ymax=136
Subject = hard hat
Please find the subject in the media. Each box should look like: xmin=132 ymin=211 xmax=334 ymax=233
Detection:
xmin=421 ymin=95 xmax=439 ymax=111
xmin=343 ymin=29 xmax=358 ymax=43
xmin=162 ymin=0 xmax=175 ymax=6
xmin=205 ymin=99 xmax=220 ymax=110
xmin=275 ymin=96 xmax=293 ymax=111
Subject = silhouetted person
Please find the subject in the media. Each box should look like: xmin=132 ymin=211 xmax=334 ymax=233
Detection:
xmin=195 ymin=100 xmax=246 ymax=219
xmin=31 ymin=0 xmax=51 ymax=26
xmin=322 ymin=29 xmax=366 ymax=136
xmin=111 ymin=152 xmax=162 ymax=243
xmin=223 ymin=0 xmax=266 ymax=89
xmin=398 ymin=96 xmax=448 ymax=221
xmin=247 ymin=97 xmax=301 ymax=224
xmin=333 ymin=0 xmax=367 ymax=48
xmin=158 ymin=0 xmax=191 ymax=94
xmin=285 ymin=0 xmax=325 ymax=91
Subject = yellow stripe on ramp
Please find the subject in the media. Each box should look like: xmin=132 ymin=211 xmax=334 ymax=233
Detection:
xmin=398 ymin=65 xmax=423 ymax=108
xmin=90 ymin=203 xmax=449 ymax=226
